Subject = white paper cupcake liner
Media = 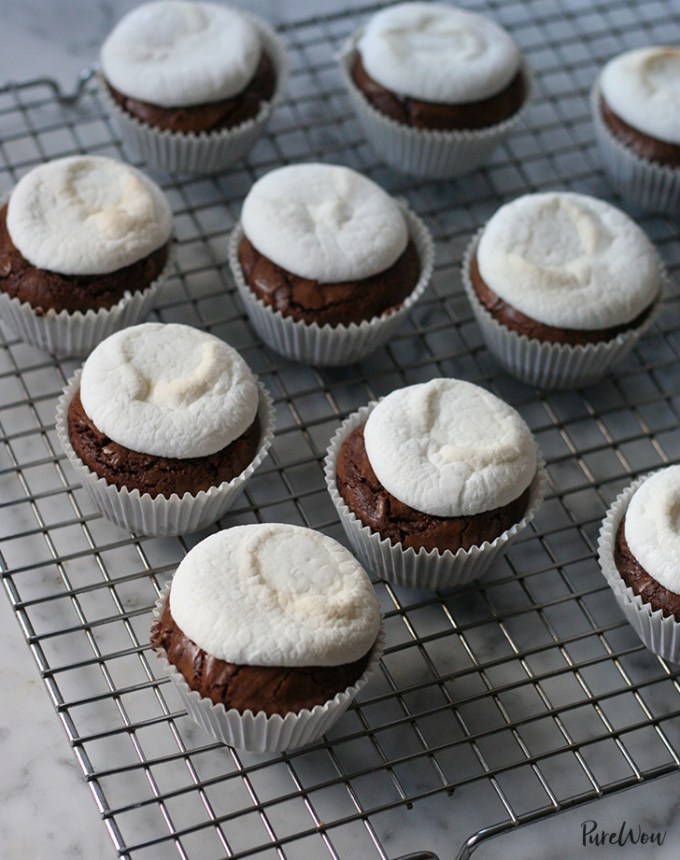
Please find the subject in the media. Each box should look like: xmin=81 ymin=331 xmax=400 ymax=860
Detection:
xmin=338 ymin=35 xmax=532 ymax=179
xmin=98 ymin=18 xmax=289 ymax=175
xmin=0 ymin=185 xmax=175 ymax=357
xmin=151 ymin=582 xmax=385 ymax=752
xmin=228 ymin=203 xmax=434 ymax=367
xmin=55 ymin=371 xmax=275 ymax=536
xmin=597 ymin=473 xmax=680 ymax=664
xmin=591 ymin=81 xmax=680 ymax=214
xmin=461 ymin=231 xmax=662 ymax=390
xmin=324 ymin=402 xmax=547 ymax=590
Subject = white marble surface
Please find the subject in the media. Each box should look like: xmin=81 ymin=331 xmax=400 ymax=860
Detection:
xmin=1 ymin=3 xmax=680 ymax=860
xmin=0 ymin=593 xmax=113 ymax=859
xmin=1 ymin=0 xmax=342 ymax=91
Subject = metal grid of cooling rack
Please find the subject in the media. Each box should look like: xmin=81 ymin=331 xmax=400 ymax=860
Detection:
xmin=2 ymin=1 xmax=680 ymax=858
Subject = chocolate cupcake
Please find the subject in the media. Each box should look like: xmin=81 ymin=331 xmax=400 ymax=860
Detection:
xmin=463 ymin=191 xmax=662 ymax=389
xmin=151 ymin=523 xmax=384 ymax=751
xmin=99 ymin=1 xmax=288 ymax=174
xmin=0 ymin=155 xmax=174 ymax=356
xmin=592 ymin=46 xmax=680 ymax=213
xmin=339 ymin=2 xmax=530 ymax=177
xmin=598 ymin=466 xmax=680 ymax=663
xmin=325 ymin=378 xmax=546 ymax=589
xmin=56 ymin=322 xmax=274 ymax=536
xmin=229 ymin=163 xmax=433 ymax=365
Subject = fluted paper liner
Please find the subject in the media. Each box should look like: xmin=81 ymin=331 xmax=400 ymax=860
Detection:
xmin=98 ymin=18 xmax=289 ymax=175
xmin=228 ymin=203 xmax=434 ymax=366
xmin=55 ymin=371 xmax=275 ymax=536
xmin=591 ymin=81 xmax=680 ymax=214
xmin=598 ymin=473 xmax=680 ymax=664
xmin=338 ymin=34 xmax=532 ymax=179
xmin=151 ymin=582 xmax=386 ymax=752
xmin=324 ymin=402 xmax=547 ymax=590
xmin=461 ymin=230 xmax=662 ymax=390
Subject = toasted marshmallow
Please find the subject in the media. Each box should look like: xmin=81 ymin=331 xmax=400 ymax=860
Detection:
xmin=600 ymin=46 xmax=680 ymax=146
xmin=240 ymin=163 xmax=409 ymax=282
xmin=357 ymin=2 xmax=521 ymax=104
xmin=100 ymin=0 xmax=262 ymax=107
xmin=476 ymin=192 xmax=660 ymax=330
xmin=7 ymin=156 xmax=172 ymax=276
xmin=79 ymin=323 xmax=259 ymax=459
xmin=169 ymin=523 xmax=381 ymax=666
xmin=364 ymin=378 xmax=536 ymax=517
xmin=625 ymin=465 xmax=680 ymax=595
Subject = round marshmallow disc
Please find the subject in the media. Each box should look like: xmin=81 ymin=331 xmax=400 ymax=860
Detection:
xmin=79 ymin=323 xmax=259 ymax=459
xmin=358 ymin=2 xmax=521 ymax=104
xmin=100 ymin=0 xmax=262 ymax=107
xmin=241 ymin=163 xmax=409 ymax=282
xmin=169 ymin=523 xmax=382 ymax=667
xmin=600 ymin=46 xmax=680 ymax=145
xmin=364 ymin=378 xmax=537 ymax=517
xmin=7 ymin=156 xmax=173 ymax=276
xmin=476 ymin=192 xmax=660 ymax=330
xmin=625 ymin=466 xmax=680 ymax=595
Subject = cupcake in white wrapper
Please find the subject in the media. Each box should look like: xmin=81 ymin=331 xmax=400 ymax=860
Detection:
xmin=324 ymin=380 xmax=547 ymax=590
xmin=598 ymin=467 xmax=680 ymax=664
xmin=592 ymin=85 xmax=680 ymax=214
xmin=591 ymin=47 xmax=680 ymax=214
xmin=98 ymin=3 xmax=289 ymax=175
xmin=55 ymin=324 xmax=275 ymax=536
xmin=229 ymin=163 xmax=434 ymax=366
xmin=462 ymin=192 xmax=663 ymax=390
xmin=150 ymin=525 xmax=385 ymax=752
xmin=229 ymin=205 xmax=434 ymax=366
xmin=338 ymin=4 xmax=531 ymax=178
xmin=0 ymin=157 xmax=175 ymax=357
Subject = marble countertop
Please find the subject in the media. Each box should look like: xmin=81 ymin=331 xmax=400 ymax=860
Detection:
xmin=1 ymin=3 xmax=680 ymax=859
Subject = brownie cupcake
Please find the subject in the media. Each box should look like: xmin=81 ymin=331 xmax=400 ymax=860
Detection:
xmin=325 ymin=378 xmax=546 ymax=589
xmin=55 ymin=322 xmax=274 ymax=536
xmin=0 ymin=155 xmax=174 ymax=356
xmin=592 ymin=46 xmax=680 ymax=213
xmin=339 ymin=2 xmax=530 ymax=177
xmin=99 ymin=1 xmax=288 ymax=174
xmin=228 ymin=163 xmax=433 ymax=365
xmin=462 ymin=191 xmax=662 ymax=389
xmin=598 ymin=466 xmax=680 ymax=663
xmin=151 ymin=523 xmax=384 ymax=751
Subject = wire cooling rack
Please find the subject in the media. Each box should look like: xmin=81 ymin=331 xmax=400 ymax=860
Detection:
xmin=2 ymin=1 xmax=680 ymax=858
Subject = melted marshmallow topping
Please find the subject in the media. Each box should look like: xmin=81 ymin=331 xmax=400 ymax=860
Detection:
xmin=240 ymin=163 xmax=409 ymax=282
xmin=600 ymin=46 xmax=680 ymax=145
xmin=169 ymin=523 xmax=381 ymax=666
xmin=363 ymin=378 xmax=537 ymax=517
xmin=79 ymin=323 xmax=259 ymax=459
xmin=7 ymin=156 xmax=172 ymax=276
xmin=625 ymin=465 xmax=680 ymax=595
xmin=357 ymin=2 xmax=521 ymax=104
xmin=101 ymin=0 xmax=262 ymax=107
xmin=477 ymin=192 xmax=660 ymax=330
